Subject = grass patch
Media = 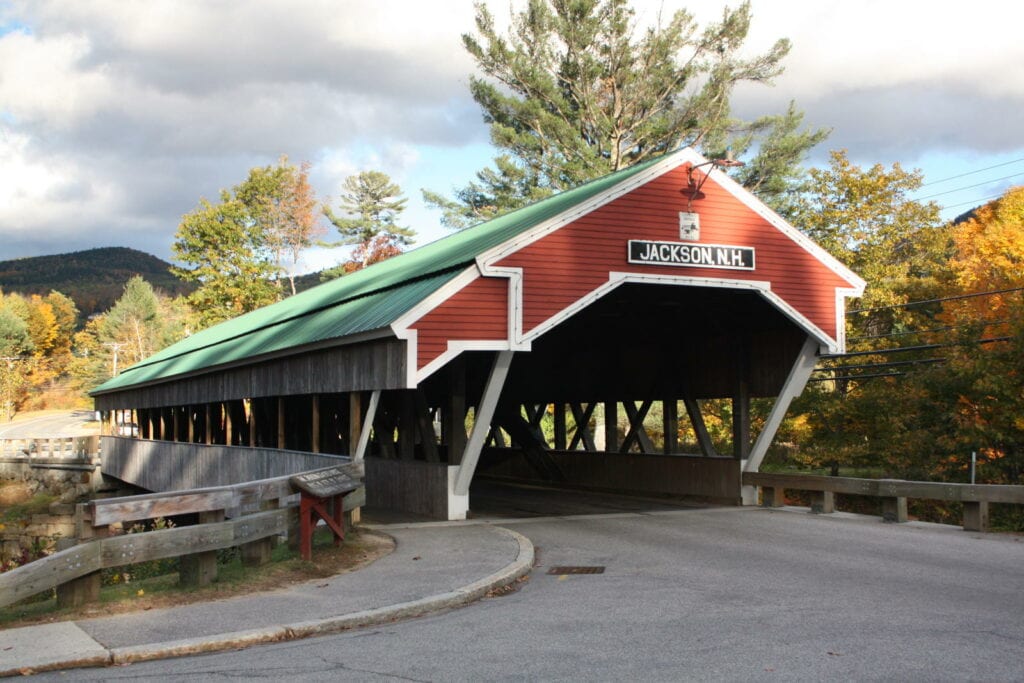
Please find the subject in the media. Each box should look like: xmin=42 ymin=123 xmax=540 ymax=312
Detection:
xmin=0 ymin=527 xmax=393 ymax=628
xmin=1 ymin=493 xmax=59 ymax=524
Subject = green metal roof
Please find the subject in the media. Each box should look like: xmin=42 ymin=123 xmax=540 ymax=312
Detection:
xmin=92 ymin=151 xmax=673 ymax=395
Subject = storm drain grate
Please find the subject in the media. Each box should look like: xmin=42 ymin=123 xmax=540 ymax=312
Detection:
xmin=547 ymin=566 xmax=605 ymax=575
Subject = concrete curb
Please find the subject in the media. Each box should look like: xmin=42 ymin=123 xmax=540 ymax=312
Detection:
xmin=11 ymin=526 xmax=534 ymax=674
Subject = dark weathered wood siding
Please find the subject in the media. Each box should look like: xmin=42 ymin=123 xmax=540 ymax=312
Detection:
xmin=102 ymin=436 xmax=351 ymax=491
xmin=95 ymin=338 xmax=406 ymax=410
xmin=478 ymin=448 xmax=742 ymax=503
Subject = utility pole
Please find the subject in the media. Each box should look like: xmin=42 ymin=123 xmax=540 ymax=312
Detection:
xmin=103 ymin=342 xmax=126 ymax=377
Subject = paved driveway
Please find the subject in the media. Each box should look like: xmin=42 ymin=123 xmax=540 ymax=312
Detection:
xmin=41 ymin=500 xmax=1024 ymax=681
xmin=0 ymin=410 xmax=98 ymax=438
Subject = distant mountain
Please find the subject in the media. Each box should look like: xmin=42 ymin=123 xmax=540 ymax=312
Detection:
xmin=0 ymin=247 xmax=192 ymax=318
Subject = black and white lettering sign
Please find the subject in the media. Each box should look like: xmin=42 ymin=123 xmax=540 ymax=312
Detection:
xmin=628 ymin=240 xmax=755 ymax=270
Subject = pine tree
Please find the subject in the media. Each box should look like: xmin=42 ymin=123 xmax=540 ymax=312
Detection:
xmin=322 ymin=171 xmax=415 ymax=276
xmin=426 ymin=0 xmax=827 ymax=228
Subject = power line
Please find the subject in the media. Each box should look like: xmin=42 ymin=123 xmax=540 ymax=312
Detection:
xmin=847 ymin=321 xmax=1008 ymax=343
xmin=919 ymin=157 xmax=1024 ymax=188
xmin=849 ymin=286 xmax=1024 ymax=314
xmin=822 ymin=336 xmax=1011 ymax=361
xmin=940 ymin=193 xmax=1004 ymax=212
xmin=813 ymin=358 xmax=945 ymax=373
xmin=808 ymin=371 xmax=903 ymax=383
xmin=915 ymin=171 xmax=1024 ymax=201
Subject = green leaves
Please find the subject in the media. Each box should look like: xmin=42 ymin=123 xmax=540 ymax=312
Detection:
xmin=323 ymin=171 xmax=414 ymax=273
xmin=172 ymin=193 xmax=280 ymax=328
xmin=171 ymin=158 xmax=322 ymax=327
xmin=70 ymin=276 xmax=189 ymax=389
xmin=430 ymin=0 xmax=825 ymax=228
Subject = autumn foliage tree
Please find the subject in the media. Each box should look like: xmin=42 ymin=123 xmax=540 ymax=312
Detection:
xmin=236 ymin=157 xmax=324 ymax=295
xmin=773 ymin=151 xmax=949 ymax=475
xmin=173 ymin=158 xmax=322 ymax=327
xmin=0 ymin=291 xmax=79 ymax=418
xmin=924 ymin=187 xmax=1024 ymax=486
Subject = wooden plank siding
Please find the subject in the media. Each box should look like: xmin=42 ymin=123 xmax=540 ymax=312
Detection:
xmin=404 ymin=163 xmax=856 ymax=379
xmin=95 ymin=338 xmax=406 ymax=411
xmin=409 ymin=275 xmax=509 ymax=371
xmin=101 ymin=436 xmax=352 ymax=491
xmin=495 ymin=166 xmax=851 ymax=342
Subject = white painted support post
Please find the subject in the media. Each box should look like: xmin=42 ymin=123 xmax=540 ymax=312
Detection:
xmin=741 ymin=336 xmax=819 ymax=505
xmin=454 ymin=351 xmax=514 ymax=497
xmin=744 ymin=336 xmax=819 ymax=475
xmin=353 ymin=390 xmax=380 ymax=462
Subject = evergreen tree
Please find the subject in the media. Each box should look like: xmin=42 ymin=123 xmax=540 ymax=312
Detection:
xmin=426 ymin=0 xmax=827 ymax=228
xmin=322 ymin=171 xmax=415 ymax=277
xmin=71 ymin=277 xmax=189 ymax=388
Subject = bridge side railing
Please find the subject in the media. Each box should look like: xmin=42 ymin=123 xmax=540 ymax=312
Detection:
xmin=0 ymin=435 xmax=100 ymax=461
xmin=743 ymin=471 xmax=1024 ymax=531
xmin=0 ymin=461 xmax=364 ymax=609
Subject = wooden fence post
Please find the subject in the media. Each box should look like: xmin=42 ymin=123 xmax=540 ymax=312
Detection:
xmin=761 ymin=486 xmax=786 ymax=508
xmin=56 ymin=504 xmax=107 ymax=608
xmin=179 ymin=510 xmax=224 ymax=587
xmin=241 ymin=499 xmax=278 ymax=566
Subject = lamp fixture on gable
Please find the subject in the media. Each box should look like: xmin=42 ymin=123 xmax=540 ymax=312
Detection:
xmin=686 ymin=149 xmax=745 ymax=212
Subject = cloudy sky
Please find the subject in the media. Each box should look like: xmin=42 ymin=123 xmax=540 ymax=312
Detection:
xmin=2 ymin=0 xmax=1023 ymax=271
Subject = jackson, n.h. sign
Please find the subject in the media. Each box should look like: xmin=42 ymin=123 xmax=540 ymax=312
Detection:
xmin=628 ymin=240 xmax=755 ymax=271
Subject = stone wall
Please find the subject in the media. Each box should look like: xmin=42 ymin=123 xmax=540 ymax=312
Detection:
xmin=0 ymin=459 xmax=100 ymax=563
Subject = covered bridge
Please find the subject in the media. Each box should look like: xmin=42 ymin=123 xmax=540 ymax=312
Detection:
xmin=92 ymin=148 xmax=864 ymax=520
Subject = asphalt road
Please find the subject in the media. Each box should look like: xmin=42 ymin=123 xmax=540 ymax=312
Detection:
xmin=0 ymin=410 xmax=98 ymax=438
xmin=39 ymin=501 xmax=1024 ymax=681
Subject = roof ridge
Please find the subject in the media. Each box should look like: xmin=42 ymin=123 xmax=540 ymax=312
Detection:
xmin=93 ymin=150 xmax=684 ymax=394
xmin=116 ymin=263 xmax=474 ymax=377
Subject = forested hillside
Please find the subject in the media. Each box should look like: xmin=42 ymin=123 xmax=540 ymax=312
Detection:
xmin=0 ymin=247 xmax=191 ymax=317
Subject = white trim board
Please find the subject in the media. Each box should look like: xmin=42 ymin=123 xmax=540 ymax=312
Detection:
xmin=393 ymin=146 xmax=864 ymax=386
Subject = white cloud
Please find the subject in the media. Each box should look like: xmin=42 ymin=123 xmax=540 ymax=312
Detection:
xmin=2 ymin=0 xmax=1024 ymax=261
xmin=0 ymin=31 xmax=113 ymax=127
xmin=0 ymin=127 xmax=124 ymax=246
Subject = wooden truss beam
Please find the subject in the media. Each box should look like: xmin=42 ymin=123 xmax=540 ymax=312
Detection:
xmin=352 ymin=390 xmax=380 ymax=462
xmin=620 ymin=399 xmax=654 ymax=453
xmin=662 ymin=400 xmax=678 ymax=454
xmin=414 ymin=389 xmax=440 ymax=463
xmin=682 ymin=397 xmax=717 ymax=457
xmin=568 ymin=402 xmax=597 ymax=451
xmin=497 ymin=413 xmax=567 ymax=482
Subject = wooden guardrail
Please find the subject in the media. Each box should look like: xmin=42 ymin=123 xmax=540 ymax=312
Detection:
xmin=743 ymin=471 xmax=1024 ymax=532
xmin=0 ymin=461 xmax=364 ymax=609
xmin=0 ymin=435 xmax=100 ymax=460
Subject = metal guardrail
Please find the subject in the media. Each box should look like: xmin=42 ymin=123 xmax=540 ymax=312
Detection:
xmin=0 ymin=461 xmax=365 ymax=609
xmin=743 ymin=471 xmax=1024 ymax=531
